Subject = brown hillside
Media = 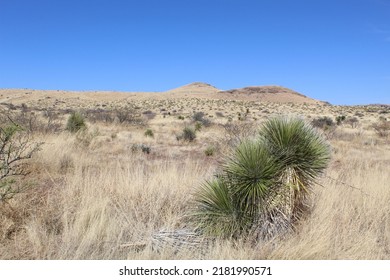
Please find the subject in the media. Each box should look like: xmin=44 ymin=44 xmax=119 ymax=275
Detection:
xmin=217 ymin=85 xmax=320 ymax=104
xmin=167 ymin=82 xmax=220 ymax=94
xmin=0 ymin=83 xmax=322 ymax=106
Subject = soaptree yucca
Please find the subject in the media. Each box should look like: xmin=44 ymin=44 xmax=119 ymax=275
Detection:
xmin=192 ymin=116 xmax=331 ymax=239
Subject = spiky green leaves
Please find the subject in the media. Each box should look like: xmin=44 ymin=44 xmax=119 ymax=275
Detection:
xmin=66 ymin=112 xmax=86 ymax=133
xmin=260 ymin=117 xmax=331 ymax=188
xmin=223 ymin=141 xmax=281 ymax=217
xmin=192 ymin=116 xmax=331 ymax=240
xmin=193 ymin=178 xmax=244 ymax=238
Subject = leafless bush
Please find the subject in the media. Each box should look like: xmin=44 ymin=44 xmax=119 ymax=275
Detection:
xmin=1 ymin=109 xmax=62 ymax=134
xmin=142 ymin=110 xmax=157 ymax=120
xmin=115 ymin=109 xmax=146 ymax=126
xmin=372 ymin=119 xmax=390 ymax=138
xmin=345 ymin=117 xmax=359 ymax=128
xmin=221 ymin=121 xmax=257 ymax=148
xmin=85 ymin=109 xmax=115 ymax=123
xmin=193 ymin=111 xmax=211 ymax=127
xmin=0 ymin=113 xmax=42 ymax=203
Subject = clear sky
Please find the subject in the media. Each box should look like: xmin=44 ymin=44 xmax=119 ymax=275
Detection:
xmin=0 ymin=0 xmax=389 ymax=105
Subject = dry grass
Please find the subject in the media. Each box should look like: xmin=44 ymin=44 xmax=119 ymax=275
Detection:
xmin=1 ymin=94 xmax=389 ymax=259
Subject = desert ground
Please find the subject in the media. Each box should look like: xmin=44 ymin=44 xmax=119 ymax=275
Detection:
xmin=0 ymin=83 xmax=389 ymax=259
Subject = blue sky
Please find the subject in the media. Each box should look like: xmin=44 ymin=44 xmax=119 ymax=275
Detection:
xmin=0 ymin=0 xmax=389 ymax=105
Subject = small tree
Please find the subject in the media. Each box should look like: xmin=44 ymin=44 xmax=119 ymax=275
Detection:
xmin=0 ymin=116 xmax=41 ymax=203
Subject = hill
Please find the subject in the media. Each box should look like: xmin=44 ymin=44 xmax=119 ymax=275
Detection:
xmin=217 ymin=85 xmax=320 ymax=104
xmin=0 ymin=82 xmax=322 ymax=106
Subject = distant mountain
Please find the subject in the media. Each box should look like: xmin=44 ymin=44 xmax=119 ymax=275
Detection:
xmin=165 ymin=83 xmax=321 ymax=104
xmin=217 ymin=85 xmax=320 ymax=104
xmin=166 ymin=82 xmax=220 ymax=94
xmin=0 ymin=82 xmax=324 ymax=105
xmin=221 ymin=85 xmax=305 ymax=96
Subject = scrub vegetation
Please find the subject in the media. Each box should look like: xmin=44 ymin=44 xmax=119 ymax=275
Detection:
xmin=0 ymin=87 xmax=389 ymax=259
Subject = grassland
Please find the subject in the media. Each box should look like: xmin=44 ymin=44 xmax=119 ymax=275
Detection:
xmin=1 ymin=88 xmax=389 ymax=259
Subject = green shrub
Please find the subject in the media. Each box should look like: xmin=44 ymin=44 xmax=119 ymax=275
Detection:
xmin=66 ymin=112 xmax=86 ymax=133
xmin=182 ymin=127 xmax=196 ymax=142
xmin=140 ymin=144 xmax=151 ymax=154
xmin=195 ymin=122 xmax=202 ymax=132
xmin=144 ymin=129 xmax=154 ymax=138
xmin=204 ymin=145 xmax=216 ymax=156
xmin=192 ymin=116 xmax=331 ymax=240
xmin=336 ymin=115 xmax=346 ymax=125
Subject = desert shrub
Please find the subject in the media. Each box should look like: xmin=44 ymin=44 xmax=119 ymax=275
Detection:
xmin=142 ymin=110 xmax=156 ymax=120
xmin=345 ymin=117 xmax=359 ymax=128
xmin=182 ymin=127 xmax=196 ymax=142
xmin=0 ymin=116 xmax=42 ymax=203
xmin=115 ymin=109 xmax=146 ymax=126
xmin=193 ymin=112 xmax=205 ymax=122
xmin=75 ymin=127 xmax=99 ymax=147
xmin=194 ymin=122 xmax=202 ymax=132
xmin=204 ymin=145 xmax=215 ymax=156
xmin=355 ymin=111 xmax=364 ymax=118
xmin=12 ymin=110 xmax=39 ymax=132
xmin=144 ymin=129 xmax=154 ymax=138
xmin=5 ymin=110 xmax=62 ymax=134
xmin=311 ymin=116 xmax=336 ymax=139
xmin=85 ymin=109 xmax=115 ymax=123
xmin=336 ymin=115 xmax=346 ymax=125
xmin=372 ymin=119 xmax=390 ymax=137
xmin=131 ymin=143 xmax=151 ymax=154
xmin=193 ymin=111 xmax=211 ymax=127
xmin=140 ymin=144 xmax=151 ymax=154
xmin=178 ymin=115 xmax=185 ymax=120
xmin=41 ymin=110 xmax=63 ymax=133
xmin=59 ymin=154 xmax=74 ymax=174
xmin=66 ymin=112 xmax=86 ymax=133
xmin=192 ymin=116 xmax=330 ymax=240
xmin=221 ymin=122 xmax=257 ymax=148
xmin=311 ymin=116 xmax=335 ymax=130
xmin=116 ymin=109 xmax=132 ymax=124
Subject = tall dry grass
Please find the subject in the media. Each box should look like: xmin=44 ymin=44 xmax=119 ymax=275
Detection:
xmin=1 ymin=119 xmax=389 ymax=259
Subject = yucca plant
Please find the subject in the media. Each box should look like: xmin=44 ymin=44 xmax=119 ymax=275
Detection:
xmin=259 ymin=116 xmax=331 ymax=198
xmin=66 ymin=112 xmax=86 ymax=133
xmin=255 ymin=116 xmax=331 ymax=238
xmin=193 ymin=177 xmax=245 ymax=238
xmin=192 ymin=116 xmax=331 ymax=240
xmin=222 ymin=140 xmax=281 ymax=218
